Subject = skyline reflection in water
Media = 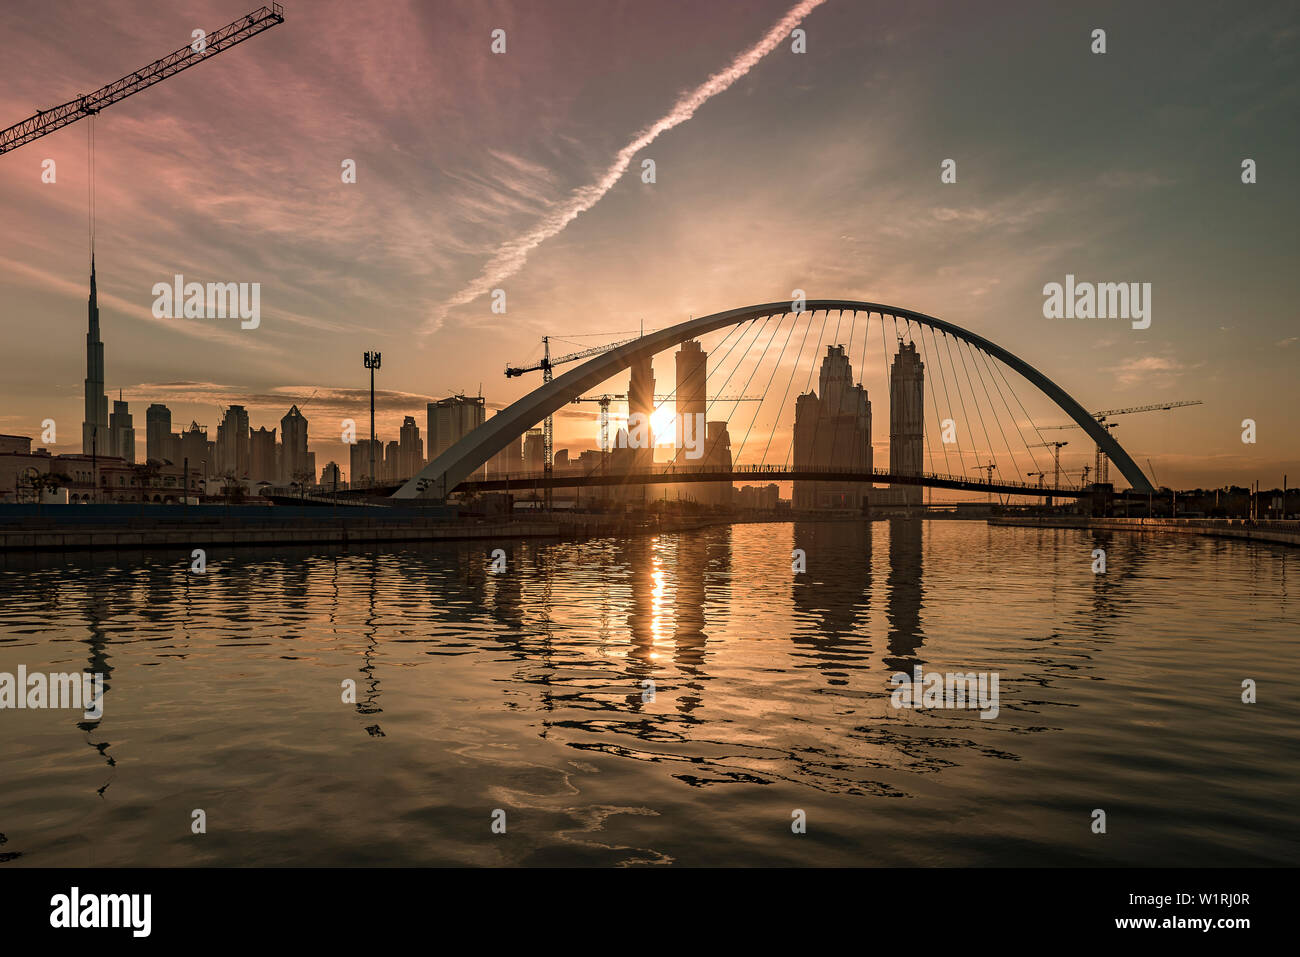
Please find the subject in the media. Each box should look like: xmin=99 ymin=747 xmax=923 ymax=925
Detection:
xmin=0 ymin=520 xmax=1296 ymax=866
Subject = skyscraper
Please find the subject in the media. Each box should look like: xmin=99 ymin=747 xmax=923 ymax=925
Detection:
xmin=349 ymin=438 xmax=382 ymax=487
xmin=215 ymin=405 xmax=250 ymax=478
xmin=145 ymin=403 xmax=172 ymax=463
xmin=179 ymin=421 xmax=209 ymax=476
xmin=280 ymin=405 xmax=309 ymax=485
xmin=889 ymin=340 xmax=925 ymax=507
xmin=81 ymin=259 xmax=109 ymax=456
xmin=674 ymin=340 xmax=706 ymax=452
xmin=384 ymin=439 xmax=400 ymax=482
xmin=108 ymin=396 xmax=136 ymax=463
xmin=427 ymin=395 xmax=486 ymax=478
xmin=792 ymin=344 xmax=873 ymax=510
xmin=522 ymin=428 xmax=545 ymax=471
xmin=623 ymin=355 xmax=656 ymax=504
xmin=398 ymin=415 xmax=423 ymax=480
xmin=701 ymin=420 xmax=733 ymax=506
xmin=668 ymin=340 xmax=708 ymax=501
xmin=628 ymin=355 xmax=655 ymax=468
xmin=250 ymin=426 xmax=277 ymax=484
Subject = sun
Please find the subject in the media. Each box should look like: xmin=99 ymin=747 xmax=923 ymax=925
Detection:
xmin=650 ymin=406 xmax=676 ymax=445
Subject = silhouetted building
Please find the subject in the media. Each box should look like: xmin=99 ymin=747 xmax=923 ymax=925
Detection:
xmin=280 ymin=405 xmax=310 ymax=485
xmin=108 ymin=396 xmax=136 ymax=464
xmin=675 ymin=340 xmax=706 ymax=450
xmin=522 ymin=428 xmax=544 ymax=471
xmin=665 ymin=340 xmax=708 ymax=502
xmin=700 ymin=420 xmax=733 ymax=506
xmin=629 ymin=355 xmax=655 ymax=466
xmin=215 ymin=404 xmax=250 ymax=478
xmin=398 ymin=415 xmax=423 ymax=480
xmin=427 ymin=395 xmax=485 ymax=480
xmin=250 ymin=426 xmax=277 ymax=484
xmin=179 ymin=421 xmax=209 ymax=476
xmin=1 ymin=429 xmax=199 ymax=504
xmin=82 ymin=259 xmax=109 ymax=456
xmin=889 ymin=340 xmax=925 ymax=507
xmin=793 ymin=344 xmax=873 ymax=510
xmin=350 ymin=438 xmax=383 ymax=487
xmin=384 ymin=439 xmax=400 ymax=482
xmin=320 ymin=461 xmax=341 ymax=489
xmin=736 ymin=484 xmax=780 ymax=509
xmin=619 ymin=355 xmax=656 ymax=504
xmin=146 ymin=403 xmax=172 ymax=463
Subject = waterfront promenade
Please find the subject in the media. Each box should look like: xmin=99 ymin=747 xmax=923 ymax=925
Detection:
xmin=989 ymin=516 xmax=1300 ymax=548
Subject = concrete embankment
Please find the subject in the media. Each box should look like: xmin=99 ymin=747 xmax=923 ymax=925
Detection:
xmin=988 ymin=516 xmax=1300 ymax=548
xmin=0 ymin=504 xmax=741 ymax=553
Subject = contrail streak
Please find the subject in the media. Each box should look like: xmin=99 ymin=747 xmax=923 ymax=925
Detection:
xmin=426 ymin=0 xmax=828 ymax=333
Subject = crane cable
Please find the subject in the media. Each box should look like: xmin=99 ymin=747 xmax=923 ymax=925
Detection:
xmin=87 ymin=115 xmax=96 ymax=266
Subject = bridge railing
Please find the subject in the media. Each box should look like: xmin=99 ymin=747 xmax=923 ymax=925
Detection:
xmin=473 ymin=463 xmax=1079 ymax=493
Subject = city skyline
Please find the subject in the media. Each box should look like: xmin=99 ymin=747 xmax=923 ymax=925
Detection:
xmin=8 ymin=270 xmax=1291 ymax=499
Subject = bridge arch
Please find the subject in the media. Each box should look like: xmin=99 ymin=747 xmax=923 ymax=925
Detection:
xmin=394 ymin=300 xmax=1154 ymax=498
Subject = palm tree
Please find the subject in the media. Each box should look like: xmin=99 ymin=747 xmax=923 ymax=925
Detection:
xmin=22 ymin=469 xmax=71 ymax=506
xmin=220 ymin=469 xmax=245 ymax=503
xmin=291 ymin=467 xmax=313 ymax=501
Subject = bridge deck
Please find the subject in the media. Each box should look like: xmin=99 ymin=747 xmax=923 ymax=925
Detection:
xmin=453 ymin=465 xmax=1088 ymax=499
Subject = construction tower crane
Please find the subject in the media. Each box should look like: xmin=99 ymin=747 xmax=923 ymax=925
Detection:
xmin=505 ymin=333 xmax=642 ymax=507
xmin=1087 ymin=401 xmax=1202 ymax=419
xmin=975 ymin=461 xmax=997 ymax=504
xmin=571 ymin=393 xmax=763 ymax=454
xmin=570 ymin=395 xmax=621 ymax=454
xmin=1038 ymin=399 xmax=1202 ymax=487
xmin=1029 ymin=440 xmax=1069 ymax=506
xmin=0 ymin=5 xmax=286 ymax=156
xmin=1039 ymin=399 xmax=1204 ymax=431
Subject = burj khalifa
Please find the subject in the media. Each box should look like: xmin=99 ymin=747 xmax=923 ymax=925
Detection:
xmin=81 ymin=258 xmax=108 ymax=455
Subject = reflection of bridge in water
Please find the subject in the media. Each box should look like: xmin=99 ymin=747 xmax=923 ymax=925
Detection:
xmin=457 ymin=463 xmax=1089 ymax=499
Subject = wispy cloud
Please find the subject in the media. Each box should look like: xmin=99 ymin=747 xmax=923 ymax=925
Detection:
xmin=425 ymin=0 xmax=829 ymax=334
xmin=1108 ymin=355 xmax=1185 ymax=387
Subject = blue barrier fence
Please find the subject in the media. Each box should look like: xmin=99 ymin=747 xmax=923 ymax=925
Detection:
xmin=0 ymin=503 xmax=456 ymax=525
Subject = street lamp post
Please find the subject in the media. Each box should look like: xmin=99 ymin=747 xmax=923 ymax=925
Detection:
xmin=363 ymin=351 xmax=381 ymax=489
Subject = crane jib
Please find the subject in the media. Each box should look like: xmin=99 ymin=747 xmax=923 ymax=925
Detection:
xmin=0 ymin=5 xmax=285 ymax=156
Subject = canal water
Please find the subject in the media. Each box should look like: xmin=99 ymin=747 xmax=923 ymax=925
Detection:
xmin=1 ymin=520 xmax=1296 ymax=866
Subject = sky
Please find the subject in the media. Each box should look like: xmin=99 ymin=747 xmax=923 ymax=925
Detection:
xmin=0 ymin=0 xmax=1296 ymax=491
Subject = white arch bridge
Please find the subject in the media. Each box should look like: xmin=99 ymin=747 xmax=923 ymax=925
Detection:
xmin=395 ymin=300 xmax=1156 ymax=501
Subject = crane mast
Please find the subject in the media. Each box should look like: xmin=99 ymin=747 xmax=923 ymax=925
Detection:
xmin=1029 ymin=440 xmax=1069 ymax=506
xmin=505 ymin=332 xmax=641 ymax=510
xmin=0 ymin=4 xmax=286 ymax=155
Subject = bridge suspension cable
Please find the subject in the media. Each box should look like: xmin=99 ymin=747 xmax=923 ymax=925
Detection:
xmin=920 ymin=325 xmax=951 ymax=475
xmin=977 ymin=345 xmax=1046 ymax=480
xmin=669 ymin=317 xmax=769 ymax=467
xmin=399 ymin=299 xmax=1157 ymax=501
xmin=785 ymin=311 xmax=830 ymax=467
xmin=734 ymin=312 xmax=797 ymax=466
